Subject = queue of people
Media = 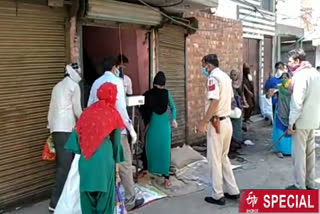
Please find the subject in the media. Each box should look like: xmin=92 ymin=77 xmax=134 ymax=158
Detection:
xmin=47 ymin=48 xmax=320 ymax=213
xmin=47 ymin=53 xmax=179 ymax=213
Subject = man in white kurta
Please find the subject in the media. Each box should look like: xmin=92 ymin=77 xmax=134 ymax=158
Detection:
xmin=198 ymin=54 xmax=240 ymax=206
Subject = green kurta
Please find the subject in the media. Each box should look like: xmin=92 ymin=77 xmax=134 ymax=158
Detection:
xmin=146 ymin=91 xmax=176 ymax=176
xmin=65 ymin=129 xmax=125 ymax=214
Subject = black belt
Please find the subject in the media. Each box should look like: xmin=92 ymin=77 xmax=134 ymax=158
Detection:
xmin=211 ymin=116 xmax=228 ymax=121
xmin=218 ymin=116 xmax=228 ymax=121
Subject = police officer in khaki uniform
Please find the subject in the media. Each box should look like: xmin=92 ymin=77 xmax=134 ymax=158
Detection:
xmin=198 ymin=54 xmax=240 ymax=205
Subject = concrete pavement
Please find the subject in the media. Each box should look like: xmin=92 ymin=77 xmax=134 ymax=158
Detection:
xmin=6 ymin=120 xmax=320 ymax=214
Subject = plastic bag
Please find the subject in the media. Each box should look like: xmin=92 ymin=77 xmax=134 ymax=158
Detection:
xmin=230 ymin=107 xmax=242 ymax=119
xmin=115 ymin=184 xmax=127 ymax=214
xmin=42 ymin=135 xmax=56 ymax=161
xmin=259 ymin=95 xmax=273 ymax=122
xmin=54 ymin=155 xmax=81 ymax=214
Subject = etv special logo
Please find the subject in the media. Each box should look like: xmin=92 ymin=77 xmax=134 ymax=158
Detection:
xmin=239 ymin=190 xmax=319 ymax=213
xmin=246 ymin=192 xmax=259 ymax=212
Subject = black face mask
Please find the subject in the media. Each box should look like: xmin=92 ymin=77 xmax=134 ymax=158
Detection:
xmin=118 ymin=67 xmax=124 ymax=79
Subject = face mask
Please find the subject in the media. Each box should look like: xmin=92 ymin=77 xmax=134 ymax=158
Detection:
xmin=248 ymin=74 xmax=253 ymax=82
xmin=275 ymin=69 xmax=284 ymax=78
xmin=115 ymin=68 xmax=121 ymax=77
xmin=202 ymin=67 xmax=209 ymax=77
xmin=278 ymin=69 xmax=284 ymax=76
xmin=288 ymin=63 xmax=300 ymax=73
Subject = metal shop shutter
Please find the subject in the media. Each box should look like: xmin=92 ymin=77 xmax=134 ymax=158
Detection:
xmin=0 ymin=0 xmax=66 ymax=209
xmin=86 ymin=0 xmax=162 ymax=26
xmin=158 ymin=25 xmax=186 ymax=146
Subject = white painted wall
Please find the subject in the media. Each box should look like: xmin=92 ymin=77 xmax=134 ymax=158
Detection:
xmin=276 ymin=0 xmax=303 ymax=27
xmin=316 ymin=46 xmax=320 ymax=67
xmin=215 ymin=0 xmax=237 ymax=20
xmin=305 ymin=0 xmax=320 ymax=44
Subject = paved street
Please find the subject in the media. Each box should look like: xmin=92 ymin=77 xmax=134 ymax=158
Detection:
xmin=7 ymin=120 xmax=320 ymax=214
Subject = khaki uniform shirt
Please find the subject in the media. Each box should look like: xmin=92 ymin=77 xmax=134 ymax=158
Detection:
xmin=206 ymin=68 xmax=233 ymax=117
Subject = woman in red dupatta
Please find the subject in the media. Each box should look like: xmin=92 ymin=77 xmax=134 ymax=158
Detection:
xmin=64 ymin=82 xmax=125 ymax=214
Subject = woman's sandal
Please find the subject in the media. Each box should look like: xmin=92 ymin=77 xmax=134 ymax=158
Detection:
xmin=164 ymin=179 xmax=172 ymax=189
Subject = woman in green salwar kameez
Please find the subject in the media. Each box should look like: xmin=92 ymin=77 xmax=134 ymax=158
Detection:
xmin=65 ymin=82 xmax=126 ymax=214
xmin=140 ymin=72 xmax=177 ymax=188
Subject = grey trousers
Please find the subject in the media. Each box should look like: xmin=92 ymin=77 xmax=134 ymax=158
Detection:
xmin=292 ymin=129 xmax=316 ymax=189
xmin=119 ymin=135 xmax=136 ymax=210
xmin=50 ymin=132 xmax=74 ymax=208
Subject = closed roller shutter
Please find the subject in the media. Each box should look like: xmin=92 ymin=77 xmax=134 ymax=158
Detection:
xmin=158 ymin=25 xmax=186 ymax=146
xmin=0 ymin=0 xmax=66 ymax=209
xmin=86 ymin=0 xmax=162 ymax=26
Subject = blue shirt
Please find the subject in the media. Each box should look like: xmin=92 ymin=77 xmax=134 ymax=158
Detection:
xmin=264 ymin=76 xmax=282 ymax=106
xmin=88 ymin=71 xmax=132 ymax=134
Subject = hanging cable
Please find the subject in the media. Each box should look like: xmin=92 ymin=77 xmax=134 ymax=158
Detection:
xmin=137 ymin=0 xmax=264 ymax=32
xmin=137 ymin=0 xmax=274 ymax=33
xmin=136 ymin=0 xmax=199 ymax=31
xmin=157 ymin=0 xmax=184 ymax=8
xmin=118 ymin=24 xmax=123 ymax=64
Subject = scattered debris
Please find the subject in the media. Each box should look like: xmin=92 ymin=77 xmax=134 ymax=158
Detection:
xmin=244 ymin=140 xmax=255 ymax=146
xmin=192 ymin=146 xmax=207 ymax=152
xmin=231 ymin=165 xmax=242 ymax=170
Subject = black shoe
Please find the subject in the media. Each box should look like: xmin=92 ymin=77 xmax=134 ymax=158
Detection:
xmin=285 ymin=185 xmax=300 ymax=190
xmin=225 ymin=193 xmax=240 ymax=200
xmin=205 ymin=197 xmax=226 ymax=205
xmin=133 ymin=198 xmax=145 ymax=210
xmin=307 ymin=186 xmax=317 ymax=190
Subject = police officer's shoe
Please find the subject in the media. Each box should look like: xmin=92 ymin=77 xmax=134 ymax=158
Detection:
xmin=225 ymin=193 xmax=240 ymax=200
xmin=285 ymin=185 xmax=300 ymax=190
xmin=306 ymin=186 xmax=317 ymax=190
xmin=205 ymin=197 xmax=226 ymax=205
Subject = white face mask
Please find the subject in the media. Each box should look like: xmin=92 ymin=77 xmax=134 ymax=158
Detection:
xmin=275 ymin=69 xmax=284 ymax=78
xmin=66 ymin=64 xmax=81 ymax=83
xmin=248 ymin=74 xmax=253 ymax=82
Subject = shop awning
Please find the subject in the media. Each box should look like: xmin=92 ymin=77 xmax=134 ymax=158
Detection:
xmin=86 ymin=0 xmax=162 ymax=26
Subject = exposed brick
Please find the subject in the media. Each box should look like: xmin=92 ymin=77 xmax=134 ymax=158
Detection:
xmin=70 ymin=16 xmax=80 ymax=63
xmin=184 ymin=12 xmax=243 ymax=144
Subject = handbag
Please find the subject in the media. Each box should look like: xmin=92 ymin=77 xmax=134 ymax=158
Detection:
xmin=42 ymin=135 xmax=56 ymax=161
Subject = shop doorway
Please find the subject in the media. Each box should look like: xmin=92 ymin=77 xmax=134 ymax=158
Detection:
xmin=243 ymin=38 xmax=260 ymax=113
xmin=81 ymin=26 xmax=150 ymax=107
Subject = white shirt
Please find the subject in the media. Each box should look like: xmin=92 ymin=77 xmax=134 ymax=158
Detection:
xmin=87 ymin=71 xmax=133 ymax=134
xmin=206 ymin=68 xmax=233 ymax=117
xmin=48 ymin=68 xmax=82 ymax=133
xmin=123 ymin=75 xmax=133 ymax=95
xmin=289 ymin=67 xmax=320 ymax=129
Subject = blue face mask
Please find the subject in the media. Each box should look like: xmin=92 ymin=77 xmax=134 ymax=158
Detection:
xmin=202 ymin=67 xmax=209 ymax=77
xmin=115 ymin=68 xmax=121 ymax=77
xmin=116 ymin=67 xmax=124 ymax=78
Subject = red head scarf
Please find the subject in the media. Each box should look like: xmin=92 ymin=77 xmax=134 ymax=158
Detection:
xmin=75 ymin=83 xmax=125 ymax=160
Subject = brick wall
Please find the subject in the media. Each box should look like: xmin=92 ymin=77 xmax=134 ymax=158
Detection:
xmin=185 ymin=12 xmax=243 ymax=144
xmin=70 ymin=16 xmax=80 ymax=63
